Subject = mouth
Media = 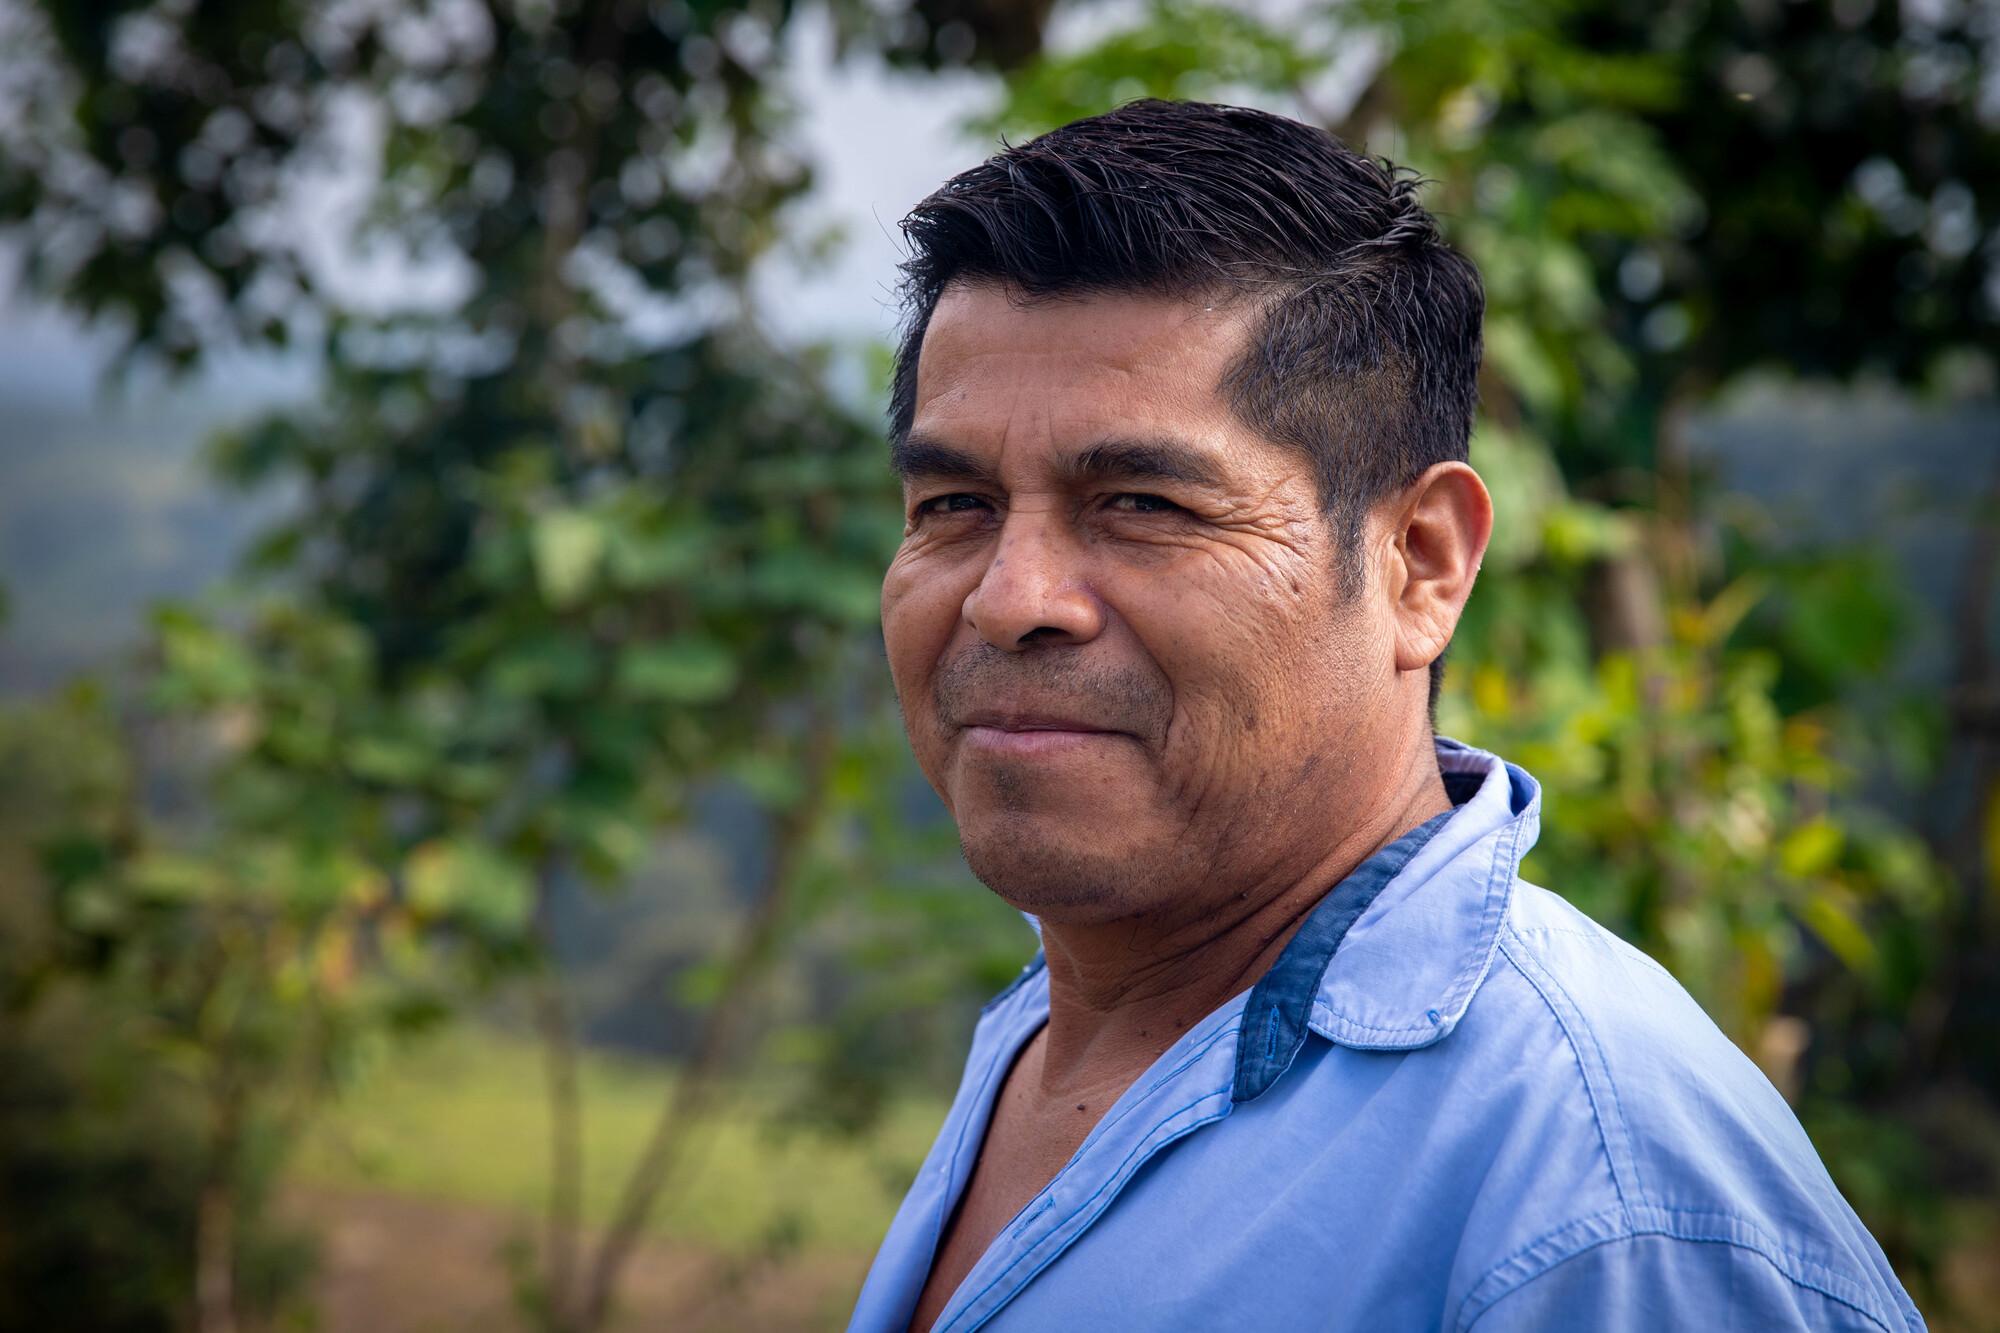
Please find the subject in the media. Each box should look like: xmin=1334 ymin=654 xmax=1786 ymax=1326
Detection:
xmin=956 ymin=712 xmax=1126 ymax=756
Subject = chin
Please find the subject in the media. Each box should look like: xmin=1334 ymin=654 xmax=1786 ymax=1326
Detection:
xmin=957 ymin=812 xmax=1181 ymax=922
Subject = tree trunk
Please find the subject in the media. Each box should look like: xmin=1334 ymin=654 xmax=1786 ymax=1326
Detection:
xmin=195 ymin=1076 xmax=243 ymax=1333
xmin=195 ymin=1184 xmax=235 ymax=1333
xmin=534 ymin=862 xmax=586 ymax=1333
xmin=1944 ymin=444 xmax=2000 ymax=921
xmin=1908 ymin=435 xmax=2000 ymax=1077
xmin=1587 ymin=552 xmax=1667 ymax=655
xmin=574 ymin=708 xmax=840 ymax=1333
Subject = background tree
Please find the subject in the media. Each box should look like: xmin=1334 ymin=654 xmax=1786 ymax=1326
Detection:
xmin=1363 ymin=0 xmax=2000 ymax=1283
xmin=0 ymin=0 xmax=1014 ymax=1329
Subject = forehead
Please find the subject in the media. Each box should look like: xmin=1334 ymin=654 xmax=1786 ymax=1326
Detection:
xmin=911 ymin=285 xmax=1258 ymax=460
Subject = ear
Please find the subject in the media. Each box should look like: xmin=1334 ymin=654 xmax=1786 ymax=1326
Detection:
xmin=1382 ymin=462 xmax=1493 ymax=675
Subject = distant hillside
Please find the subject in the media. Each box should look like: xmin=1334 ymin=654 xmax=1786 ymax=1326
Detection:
xmin=0 ymin=301 xmax=307 ymax=693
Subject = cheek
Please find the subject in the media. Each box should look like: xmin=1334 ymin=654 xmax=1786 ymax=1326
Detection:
xmin=881 ymin=553 xmax=964 ymax=723
xmin=1137 ymin=547 xmax=1322 ymax=662
xmin=1125 ymin=572 xmax=1362 ymax=740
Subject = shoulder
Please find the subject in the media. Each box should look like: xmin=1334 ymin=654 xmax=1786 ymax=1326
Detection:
xmin=1492 ymin=881 xmax=1820 ymax=1211
xmin=1456 ymin=881 xmax=1922 ymax=1333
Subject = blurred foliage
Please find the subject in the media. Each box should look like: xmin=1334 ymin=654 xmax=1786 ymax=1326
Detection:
xmin=0 ymin=0 xmax=1017 ymax=1329
xmin=0 ymin=686 xmax=322 ymax=1333
xmin=1352 ymin=0 xmax=2000 ymax=477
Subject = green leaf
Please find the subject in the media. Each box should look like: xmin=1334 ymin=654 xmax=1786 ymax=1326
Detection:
xmin=616 ymin=637 xmax=738 ymax=703
xmin=733 ymin=752 xmax=805 ymax=810
xmin=604 ymin=525 xmax=708 ymax=589
xmin=753 ymin=550 xmax=884 ymax=624
xmin=1780 ymin=818 xmax=1844 ymax=881
xmin=1482 ymin=316 xmax=1563 ymax=414
xmin=1467 ymin=424 xmax=1566 ymax=570
xmin=153 ymin=608 xmax=260 ymax=702
xmin=126 ymin=852 xmax=222 ymax=904
xmin=531 ymin=509 xmax=607 ymax=609
xmin=403 ymin=838 xmax=534 ymax=936
xmin=1800 ymin=892 xmax=1878 ymax=975
xmin=487 ymin=635 xmax=598 ymax=699
xmin=343 ymin=732 xmax=434 ymax=784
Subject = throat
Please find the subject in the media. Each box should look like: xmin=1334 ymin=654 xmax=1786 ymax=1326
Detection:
xmin=1032 ymin=895 xmax=1322 ymax=1086
xmin=1031 ymin=782 xmax=1458 ymax=1098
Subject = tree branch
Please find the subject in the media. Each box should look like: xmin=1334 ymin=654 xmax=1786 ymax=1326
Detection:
xmin=575 ymin=702 xmax=840 ymax=1332
xmin=534 ymin=858 xmax=585 ymax=1333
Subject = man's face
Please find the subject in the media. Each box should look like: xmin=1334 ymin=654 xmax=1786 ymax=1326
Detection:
xmin=882 ymin=284 xmax=1410 ymax=925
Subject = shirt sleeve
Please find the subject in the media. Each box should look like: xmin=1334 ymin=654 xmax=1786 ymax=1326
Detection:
xmin=1463 ymin=1233 xmax=1923 ymax=1333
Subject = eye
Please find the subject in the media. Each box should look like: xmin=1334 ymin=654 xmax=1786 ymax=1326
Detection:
xmin=1105 ymin=492 xmax=1178 ymax=513
xmin=915 ymin=492 xmax=992 ymax=515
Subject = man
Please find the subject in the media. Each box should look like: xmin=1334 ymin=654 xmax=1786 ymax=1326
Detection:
xmin=849 ymin=101 xmax=1922 ymax=1332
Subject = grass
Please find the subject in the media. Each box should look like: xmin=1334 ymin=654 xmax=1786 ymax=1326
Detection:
xmin=293 ymin=1023 xmax=946 ymax=1255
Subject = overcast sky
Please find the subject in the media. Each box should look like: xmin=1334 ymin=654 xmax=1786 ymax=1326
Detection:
xmin=760 ymin=8 xmax=999 ymax=345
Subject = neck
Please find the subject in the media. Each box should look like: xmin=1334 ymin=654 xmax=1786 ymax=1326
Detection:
xmin=1028 ymin=736 xmax=1451 ymax=1106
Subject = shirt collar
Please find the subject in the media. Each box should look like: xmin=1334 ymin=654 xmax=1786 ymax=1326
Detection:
xmin=1308 ymin=737 xmax=1540 ymax=1052
xmin=1232 ymin=807 xmax=1454 ymax=1100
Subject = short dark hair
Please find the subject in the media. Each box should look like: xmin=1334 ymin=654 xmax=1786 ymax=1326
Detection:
xmin=890 ymin=100 xmax=1482 ymax=708
xmin=891 ymin=98 xmax=1483 ymax=556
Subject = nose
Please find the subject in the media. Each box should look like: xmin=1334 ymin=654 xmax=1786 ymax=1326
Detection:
xmin=963 ymin=508 xmax=1106 ymax=650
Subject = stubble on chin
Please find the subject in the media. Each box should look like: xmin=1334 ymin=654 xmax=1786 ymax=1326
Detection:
xmin=960 ymin=816 xmax=1136 ymax=914
xmin=957 ymin=807 xmax=1208 ymax=919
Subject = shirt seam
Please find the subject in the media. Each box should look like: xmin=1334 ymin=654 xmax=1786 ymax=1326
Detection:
xmin=1505 ymin=922 xmax=1677 ymax=982
xmin=1312 ymin=1011 xmax=1457 ymax=1039
xmin=1454 ymin=1209 xmax=1904 ymax=1333
xmin=1495 ymin=932 xmax=1645 ymax=1214
xmin=1476 ymin=938 xmax=1906 ymax=1333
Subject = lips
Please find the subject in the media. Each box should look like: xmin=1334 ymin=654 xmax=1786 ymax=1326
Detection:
xmin=957 ymin=711 xmax=1118 ymax=735
xmin=958 ymin=714 xmax=1123 ymax=756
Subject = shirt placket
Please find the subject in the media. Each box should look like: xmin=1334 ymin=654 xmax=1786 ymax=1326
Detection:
xmin=933 ymin=1010 xmax=1244 ymax=1333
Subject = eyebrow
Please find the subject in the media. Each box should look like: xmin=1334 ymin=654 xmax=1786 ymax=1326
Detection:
xmin=889 ymin=436 xmax=993 ymax=482
xmin=892 ymin=434 xmax=1224 ymax=493
xmin=1060 ymin=438 xmax=1223 ymax=488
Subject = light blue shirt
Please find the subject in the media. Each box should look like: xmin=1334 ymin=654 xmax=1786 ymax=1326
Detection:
xmin=848 ymin=740 xmax=1924 ymax=1332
